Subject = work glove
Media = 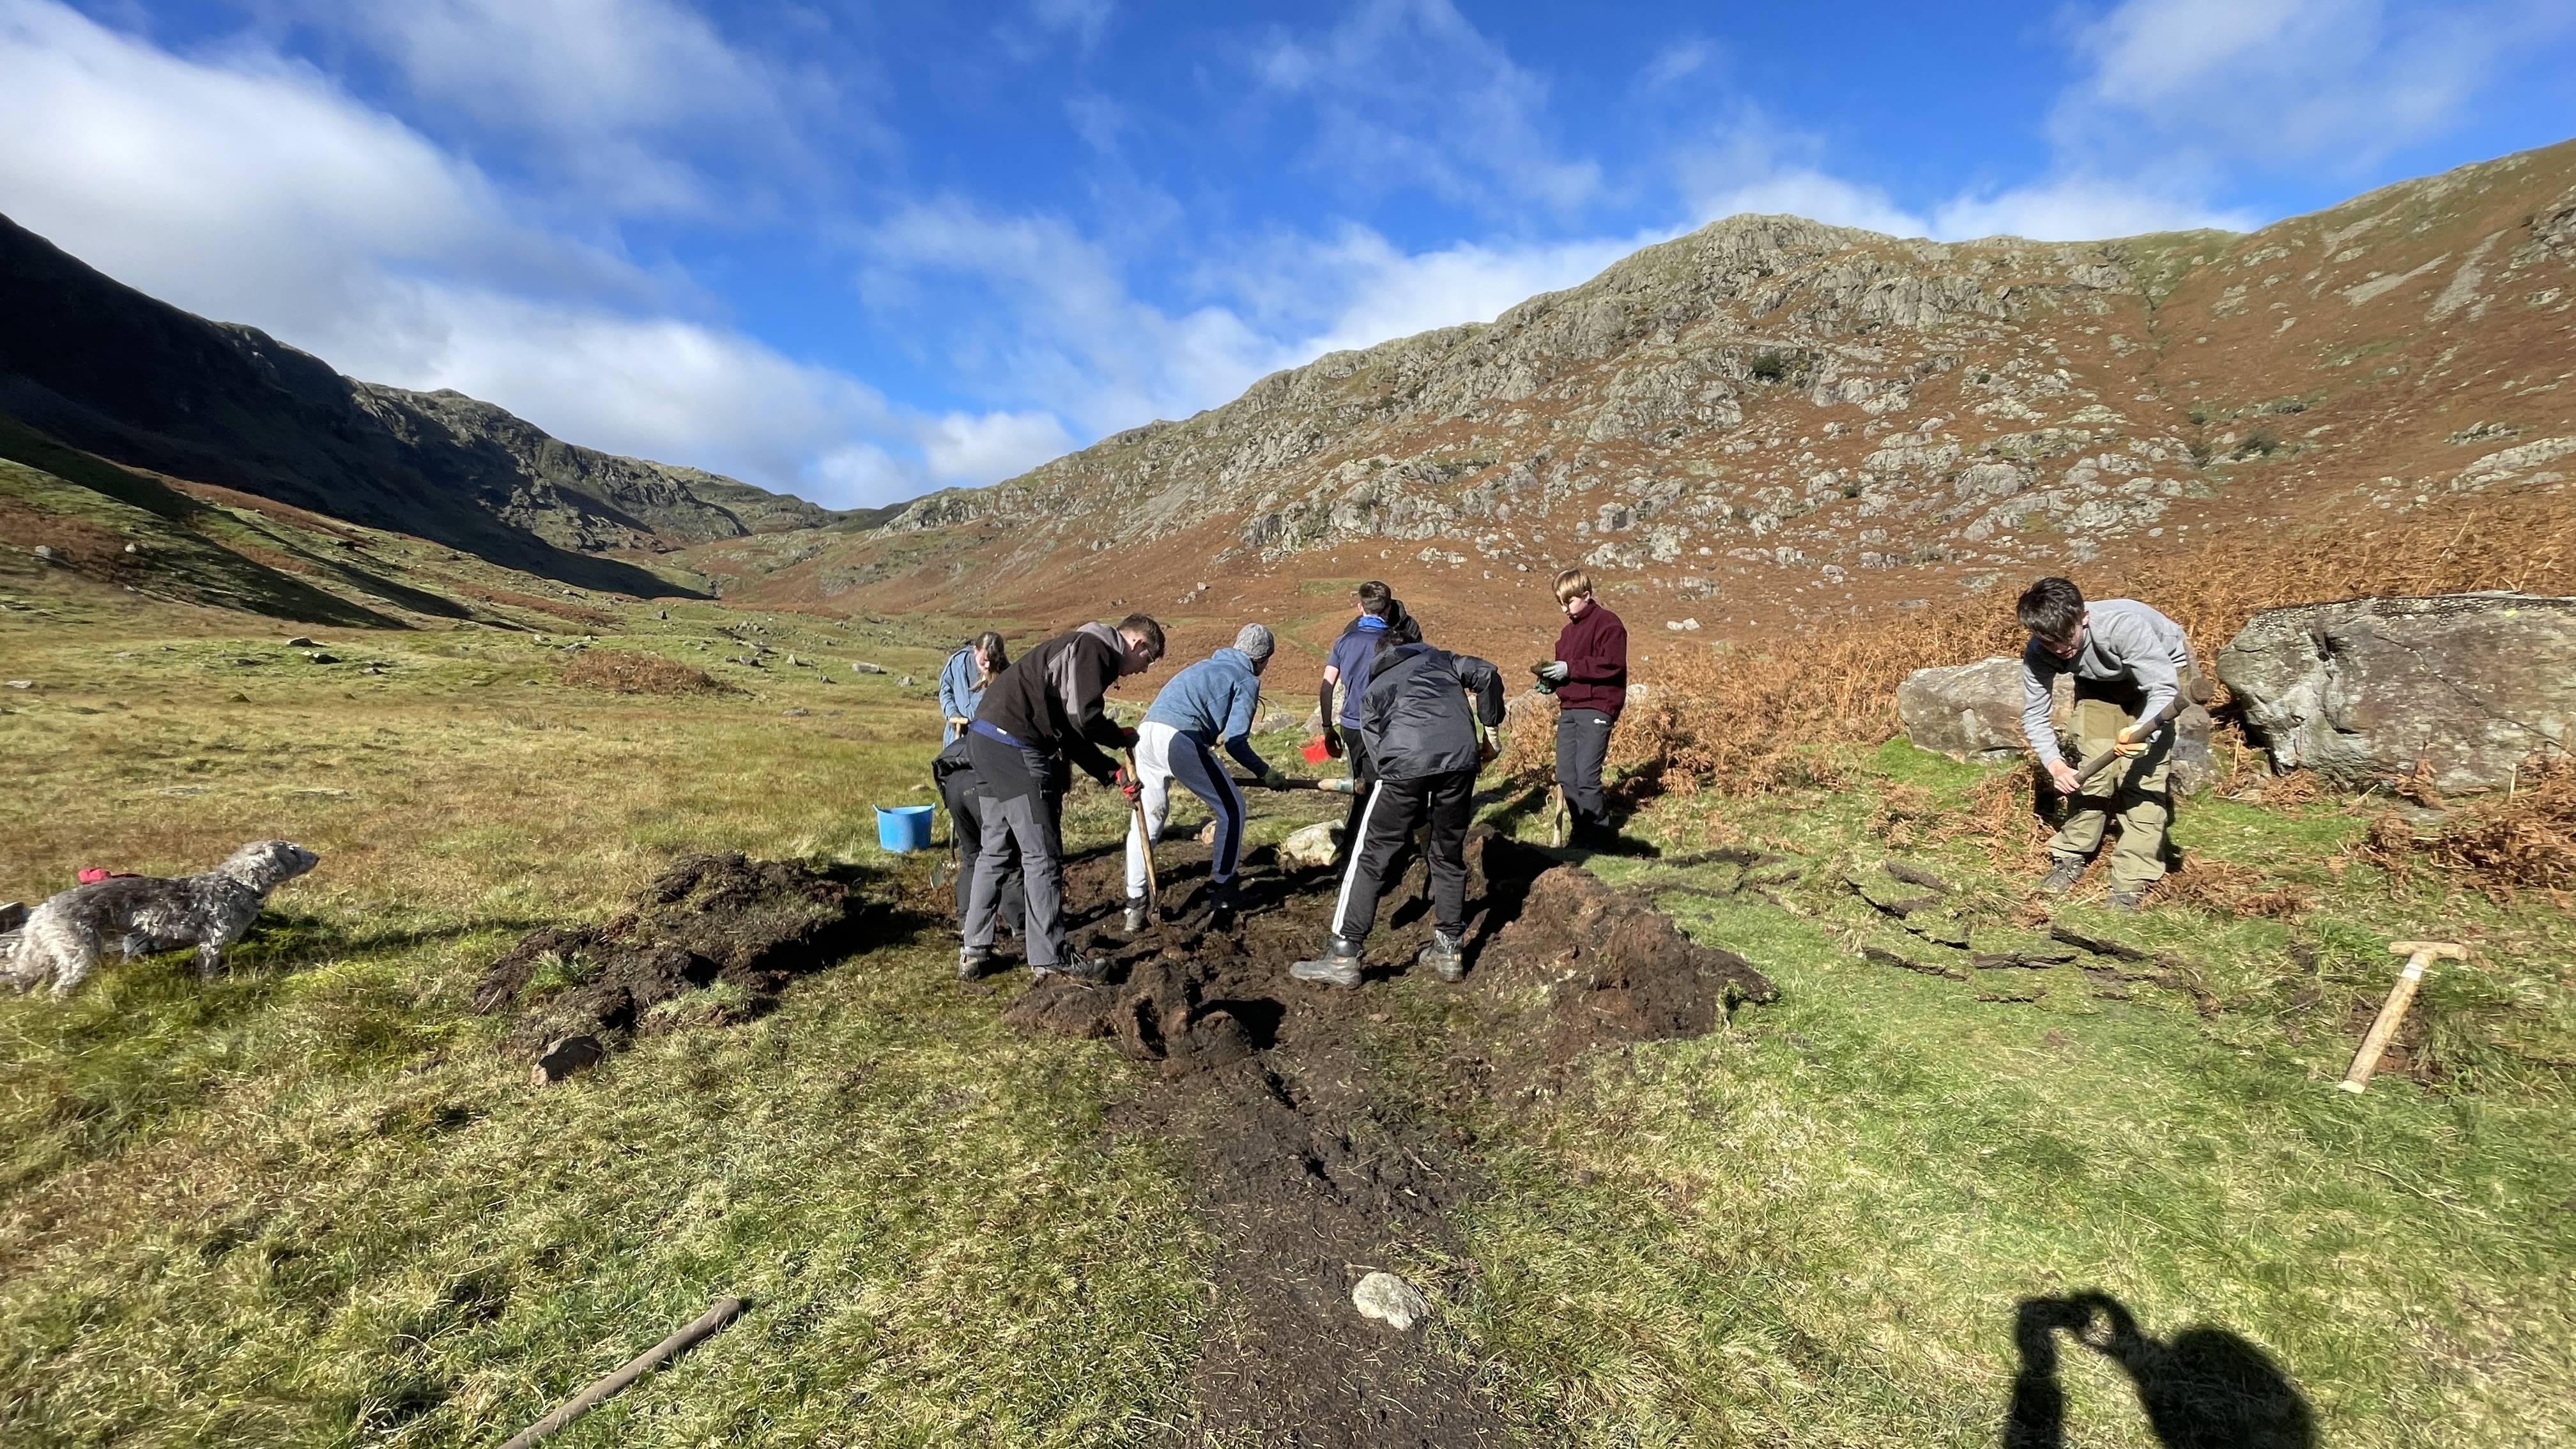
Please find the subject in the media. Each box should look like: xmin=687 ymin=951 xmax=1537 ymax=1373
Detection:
xmin=2110 ymin=725 xmax=2149 ymax=758
xmin=1537 ymin=661 xmax=1570 ymax=685
xmin=1321 ymin=725 xmax=1344 ymax=760
xmin=1112 ymin=767 xmax=1142 ymax=803
xmin=1117 ymin=724 xmax=1140 ymax=750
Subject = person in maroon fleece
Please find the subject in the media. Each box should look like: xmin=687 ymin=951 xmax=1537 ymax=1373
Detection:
xmin=1536 ymin=567 xmax=1631 ymax=848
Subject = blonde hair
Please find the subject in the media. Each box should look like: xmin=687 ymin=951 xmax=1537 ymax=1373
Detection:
xmin=1552 ymin=568 xmax=1593 ymax=604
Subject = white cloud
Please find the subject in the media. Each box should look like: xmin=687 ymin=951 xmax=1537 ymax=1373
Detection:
xmin=295 ymin=0 xmax=839 ymax=217
xmin=1254 ymin=0 xmax=1599 ymax=213
xmin=2053 ymin=0 xmax=2540 ymax=176
xmin=1640 ymin=37 xmax=1713 ymax=91
xmin=1930 ymin=176 xmax=2257 ymax=241
xmin=0 ymin=0 xmax=1008 ymax=507
xmin=1277 ymin=226 xmax=1650 ymax=356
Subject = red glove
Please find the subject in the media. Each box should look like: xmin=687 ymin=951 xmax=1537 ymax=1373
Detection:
xmin=1112 ymin=767 xmax=1142 ymax=802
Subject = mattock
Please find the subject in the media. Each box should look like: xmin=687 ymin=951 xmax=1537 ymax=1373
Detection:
xmin=1127 ymin=747 xmax=1162 ymax=927
xmin=2340 ymin=940 xmax=2466 ymax=1093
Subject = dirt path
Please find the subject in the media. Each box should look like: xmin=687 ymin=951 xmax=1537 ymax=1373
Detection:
xmin=990 ymin=829 xmax=1776 ymax=1446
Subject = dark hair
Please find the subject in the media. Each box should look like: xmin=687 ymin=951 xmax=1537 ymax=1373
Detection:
xmin=1356 ymin=580 xmax=1393 ymax=617
xmin=1117 ymin=613 xmax=1166 ymax=663
xmin=2017 ymin=577 xmax=2087 ymax=641
xmin=1385 ymin=597 xmax=1423 ymax=645
xmin=972 ymin=630 xmax=1008 ymax=672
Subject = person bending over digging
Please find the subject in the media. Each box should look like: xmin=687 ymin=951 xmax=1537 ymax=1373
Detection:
xmin=1317 ymin=580 xmax=1422 ymax=867
xmin=1534 ymin=567 xmax=1632 ymax=850
xmin=960 ymin=613 xmax=1164 ymax=981
xmin=1292 ymin=628 xmax=1505 ymax=989
xmin=939 ymin=629 xmax=1009 ymax=744
xmin=1124 ymin=624 xmax=1280 ymax=933
xmin=2018 ymin=576 xmax=2201 ymax=911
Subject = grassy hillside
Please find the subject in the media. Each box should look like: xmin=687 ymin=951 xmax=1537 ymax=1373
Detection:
xmin=1 ymin=551 xmax=2570 ymax=1446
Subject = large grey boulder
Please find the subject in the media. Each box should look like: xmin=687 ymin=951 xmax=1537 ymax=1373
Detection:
xmin=2216 ymin=594 xmax=2576 ymax=793
xmin=1899 ymin=655 xmax=2212 ymax=792
xmin=1897 ymin=657 xmax=2030 ymax=761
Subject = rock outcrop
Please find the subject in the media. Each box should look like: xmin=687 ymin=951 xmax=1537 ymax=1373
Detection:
xmin=2216 ymin=594 xmax=2576 ymax=792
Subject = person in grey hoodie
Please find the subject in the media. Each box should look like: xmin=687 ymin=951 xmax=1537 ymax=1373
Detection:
xmin=2017 ymin=576 xmax=2201 ymax=909
xmin=1291 ymin=632 xmax=1505 ymax=989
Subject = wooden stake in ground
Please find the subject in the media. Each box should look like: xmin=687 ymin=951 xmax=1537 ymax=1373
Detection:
xmin=2340 ymin=941 xmax=2465 ymax=1093
xmin=498 ymin=1296 xmax=745 ymax=1449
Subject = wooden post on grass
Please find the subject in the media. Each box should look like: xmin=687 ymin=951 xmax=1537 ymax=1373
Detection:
xmin=498 ymin=1296 xmax=744 ymax=1449
xmin=2340 ymin=942 xmax=2465 ymax=1093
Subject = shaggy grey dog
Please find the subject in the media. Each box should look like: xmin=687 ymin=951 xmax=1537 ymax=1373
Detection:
xmin=1 ymin=841 xmax=319 ymax=999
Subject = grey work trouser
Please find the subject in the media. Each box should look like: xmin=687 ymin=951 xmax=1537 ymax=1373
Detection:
xmin=964 ymin=790 xmax=1067 ymax=966
xmin=1555 ymin=707 xmax=1614 ymax=830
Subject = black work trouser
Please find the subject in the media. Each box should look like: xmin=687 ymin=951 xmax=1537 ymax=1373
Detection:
xmin=1332 ymin=769 xmax=1475 ymax=944
xmin=1555 ymin=707 xmax=1615 ymax=830
xmin=1331 ymin=732 xmax=1373 ymax=865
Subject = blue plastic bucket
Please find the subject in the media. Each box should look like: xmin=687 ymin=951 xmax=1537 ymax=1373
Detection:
xmin=875 ymin=805 xmax=935 ymax=853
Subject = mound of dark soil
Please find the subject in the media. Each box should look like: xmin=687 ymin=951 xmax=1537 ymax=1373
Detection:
xmin=983 ymin=826 xmax=1775 ymax=1446
xmin=473 ymin=852 xmax=894 ymax=1058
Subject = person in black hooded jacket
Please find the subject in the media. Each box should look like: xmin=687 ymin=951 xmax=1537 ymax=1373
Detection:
xmin=1292 ymin=632 xmax=1503 ymax=990
xmin=959 ymin=613 xmax=1163 ymax=981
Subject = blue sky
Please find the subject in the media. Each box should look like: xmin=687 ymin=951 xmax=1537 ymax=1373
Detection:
xmin=3 ymin=1 xmax=2571 ymax=507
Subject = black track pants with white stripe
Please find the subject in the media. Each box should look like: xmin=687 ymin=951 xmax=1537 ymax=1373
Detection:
xmin=1331 ymin=768 xmax=1475 ymax=945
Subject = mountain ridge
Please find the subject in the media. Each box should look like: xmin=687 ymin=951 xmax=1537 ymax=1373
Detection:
xmin=0 ymin=212 xmax=881 ymax=594
xmin=680 ymin=138 xmax=2574 ymax=664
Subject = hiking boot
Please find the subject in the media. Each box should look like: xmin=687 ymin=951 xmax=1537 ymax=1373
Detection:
xmin=1416 ymin=930 xmax=1466 ymax=983
xmin=2104 ymin=889 xmax=2145 ymax=913
xmin=2039 ymin=856 xmax=2088 ymax=896
xmin=1289 ymin=937 xmax=1364 ymax=990
xmin=1123 ymin=896 xmax=1152 ymax=933
xmin=956 ymin=946 xmax=995 ymax=981
xmin=1032 ymin=953 xmax=1108 ymax=983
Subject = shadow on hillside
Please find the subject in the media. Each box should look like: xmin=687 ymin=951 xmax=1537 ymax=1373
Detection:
xmin=2004 ymin=1292 xmax=2314 ymax=1449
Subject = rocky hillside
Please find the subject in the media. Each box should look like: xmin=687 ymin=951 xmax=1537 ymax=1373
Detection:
xmin=693 ymin=139 xmax=2576 ymax=663
xmin=0 ymin=213 xmax=871 ymax=594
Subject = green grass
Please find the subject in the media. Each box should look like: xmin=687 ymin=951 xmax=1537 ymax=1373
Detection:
xmin=3 ymin=560 xmax=2571 ymax=1446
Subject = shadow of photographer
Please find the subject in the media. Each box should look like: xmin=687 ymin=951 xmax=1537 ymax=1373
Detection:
xmin=2005 ymin=1291 xmax=2314 ymax=1449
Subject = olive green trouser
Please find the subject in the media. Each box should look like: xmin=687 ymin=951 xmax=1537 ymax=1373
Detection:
xmin=2050 ymin=691 xmax=2175 ymax=892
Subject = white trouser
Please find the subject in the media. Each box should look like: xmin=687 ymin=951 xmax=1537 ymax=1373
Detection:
xmin=1124 ymin=721 xmax=1246 ymax=898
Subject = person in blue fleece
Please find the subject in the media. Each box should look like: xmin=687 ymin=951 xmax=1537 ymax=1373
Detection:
xmin=1124 ymin=624 xmax=1279 ymax=931
xmin=937 ymin=631 xmax=1009 ymax=744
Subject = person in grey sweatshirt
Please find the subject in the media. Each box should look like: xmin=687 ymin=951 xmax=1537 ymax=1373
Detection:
xmin=2018 ymin=577 xmax=2199 ymax=910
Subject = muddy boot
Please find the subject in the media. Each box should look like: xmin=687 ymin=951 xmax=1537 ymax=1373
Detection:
xmin=2039 ymin=856 xmax=2087 ymax=896
xmin=956 ymin=946 xmax=995 ymax=981
xmin=1416 ymin=930 xmax=1466 ymax=983
xmin=1207 ymin=878 xmax=1239 ymax=930
xmin=1289 ymin=937 xmax=1363 ymax=989
xmin=2104 ymin=889 xmax=2145 ymax=913
xmin=1123 ymin=896 xmax=1151 ymax=934
xmin=1033 ymin=953 xmax=1108 ymax=983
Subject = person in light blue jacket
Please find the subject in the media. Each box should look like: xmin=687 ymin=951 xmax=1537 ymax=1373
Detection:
xmin=938 ymin=631 xmax=1009 ymax=744
xmin=1124 ymin=625 xmax=1278 ymax=931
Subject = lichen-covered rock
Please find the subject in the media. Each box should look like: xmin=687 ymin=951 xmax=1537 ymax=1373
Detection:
xmin=1897 ymin=657 xmax=2032 ymax=762
xmin=2216 ymin=594 xmax=2576 ymax=793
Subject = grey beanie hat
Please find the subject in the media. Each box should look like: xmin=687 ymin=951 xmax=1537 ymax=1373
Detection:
xmin=1233 ymin=623 xmax=1276 ymax=661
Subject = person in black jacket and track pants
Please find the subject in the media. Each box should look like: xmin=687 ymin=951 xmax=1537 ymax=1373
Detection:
xmin=1291 ymin=634 xmax=1505 ymax=989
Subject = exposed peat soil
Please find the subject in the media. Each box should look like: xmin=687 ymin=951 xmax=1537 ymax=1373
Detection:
xmin=988 ymin=829 xmax=1777 ymax=1447
xmin=473 ymin=852 xmax=908 ymax=1059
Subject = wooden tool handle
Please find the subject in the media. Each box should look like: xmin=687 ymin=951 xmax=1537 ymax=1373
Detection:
xmin=2338 ymin=942 xmax=2463 ymax=1093
xmin=2071 ymin=697 xmax=2184 ymax=785
xmin=1127 ymin=749 xmax=1159 ymax=911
